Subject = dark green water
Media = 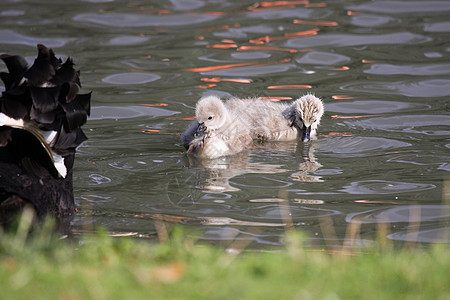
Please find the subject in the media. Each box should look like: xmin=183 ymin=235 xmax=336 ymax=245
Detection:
xmin=1 ymin=0 xmax=449 ymax=248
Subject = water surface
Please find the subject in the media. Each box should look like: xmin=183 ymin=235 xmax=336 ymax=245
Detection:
xmin=1 ymin=0 xmax=449 ymax=248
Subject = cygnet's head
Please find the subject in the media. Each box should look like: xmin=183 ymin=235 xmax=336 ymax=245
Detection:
xmin=195 ymin=96 xmax=229 ymax=131
xmin=287 ymin=94 xmax=324 ymax=142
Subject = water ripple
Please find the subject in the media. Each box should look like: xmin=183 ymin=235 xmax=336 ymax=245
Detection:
xmin=319 ymin=136 xmax=411 ymax=157
xmin=346 ymin=115 xmax=450 ymax=134
xmin=347 ymin=1 xmax=450 ymax=14
xmin=424 ymin=21 xmax=450 ymax=32
xmin=102 ymin=73 xmax=161 ymax=85
xmin=241 ymin=205 xmax=340 ymax=223
xmin=169 ymin=0 xmax=205 ymax=11
xmin=245 ymin=8 xmax=319 ymax=20
xmin=201 ymin=227 xmax=283 ymax=246
xmin=340 ymin=79 xmax=450 ymax=97
xmin=0 ymin=29 xmax=73 ymax=47
xmin=364 ymin=63 xmax=450 ymax=76
xmin=286 ymin=32 xmax=431 ymax=49
xmin=387 ymin=154 xmax=450 ymax=168
xmin=346 ymin=205 xmax=450 ymax=223
xmin=200 ymin=62 xmax=296 ymax=76
xmin=1 ymin=10 xmax=25 ymax=17
xmin=89 ymin=106 xmax=179 ymax=120
xmin=388 ymin=228 xmax=450 ymax=243
xmin=349 ymin=14 xmax=399 ymax=27
xmin=74 ymin=12 xmax=220 ymax=27
xmin=214 ymin=25 xmax=274 ymax=39
xmin=231 ymin=52 xmax=272 ymax=60
xmin=231 ymin=176 xmax=292 ymax=189
xmin=106 ymin=35 xmax=150 ymax=46
xmin=109 ymin=159 xmax=153 ymax=172
xmin=88 ymin=174 xmax=112 ymax=185
xmin=341 ymin=180 xmax=435 ymax=195
xmin=326 ymin=100 xmax=428 ymax=114
xmin=296 ymin=51 xmax=350 ymax=66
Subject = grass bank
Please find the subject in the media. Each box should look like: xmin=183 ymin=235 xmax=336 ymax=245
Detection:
xmin=0 ymin=216 xmax=448 ymax=300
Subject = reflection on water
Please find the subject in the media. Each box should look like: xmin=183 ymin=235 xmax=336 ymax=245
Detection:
xmin=1 ymin=0 xmax=449 ymax=249
xmin=290 ymin=142 xmax=323 ymax=182
xmin=181 ymin=141 xmax=323 ymax=192
xmin=184 ymin=151 xmax=289 ymax=192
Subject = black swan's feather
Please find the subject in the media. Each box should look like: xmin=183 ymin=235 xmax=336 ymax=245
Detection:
xmin=0 ymin=54 xmax=29 ymax=89
xmin=0 ymin=44 xmax=91 ymax=224
xmin=23 ymin=44 xmax=61 ymax=87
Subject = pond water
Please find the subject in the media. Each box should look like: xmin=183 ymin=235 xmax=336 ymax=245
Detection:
xmin=1 ymin=0 xmax=449 ymax=249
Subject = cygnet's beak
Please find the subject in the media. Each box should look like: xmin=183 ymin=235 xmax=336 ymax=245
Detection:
xmin=301 ymin=125 xmax=311 ymax=142
xmin=194 ymin=122 xmax=206 ymax=137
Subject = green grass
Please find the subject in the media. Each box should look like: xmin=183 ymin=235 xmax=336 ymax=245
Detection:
xmin=0 ymin=216 xmax=449 ymax=300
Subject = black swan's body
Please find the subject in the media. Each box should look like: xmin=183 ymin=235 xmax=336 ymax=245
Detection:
xmin=0 ymin=44 xmax=91 ymax=224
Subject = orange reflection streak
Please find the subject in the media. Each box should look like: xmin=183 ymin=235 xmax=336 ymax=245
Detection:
xmin=195 ymin=36 xmax=205 ymax=40
xmin=221 ymin=39 xmax=236 ymax=43
xmin=293 ymin=19 xmax=338 ymax=26
xmin=201 ymin=77 xmax=253 ymax=83
xmin=258 ymin=1 xmax=308 ymax=7
xmin=206 ymin=44 xmax=238 ymax=49
xmin=331 ymin=114 xmax=381 ymax=119
xmin=329 ymin=66 xmax=350 ymax=71
xmin=139 ymin=103 xmax=168 ymax=107
xmin=258 ymin=96 xmax=293 ymax=101
xmin=203 ymin=11 xmax=227 ymax=15
xmin=141 ymin=129 xmax=166 ymax=133
xmin=250 ymin=28 xmax=320 ymax=44
xmin=332 ymin=95 xmax=356 ymax=100
xmin=362 ymin=59 xmax=375 ymax=63
xmin=319 ymin=132 xmax=354 ymax=137
xmin=267 ymin=85 xmax=312 ymax=89
xmin=305 ymin=3 xmax=326 ymax=7
xmin=285 ymin=29 xmax=320 ymax=37
xmin=197 ymin=84 xmax=217 ymax=89
xmin=187 ymin=58 xmax=291 ymax=72
xmin=238 ymin=45 xmax=298 ymax=53
xmin=347 ymin=10 xmax=361 ymax=16
xmin=187 ymin=62 xmax=257 ymax=72
xmin=157 ymin=9 xmax=172 ymax=14
xmin=354 ymin=200 xmax=399 ymax=205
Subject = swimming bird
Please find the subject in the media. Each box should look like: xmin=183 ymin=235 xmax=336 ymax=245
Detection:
xmin=181 ymin=96 xmax=253 ymax=158
xmin=0 ymin=44 xmax=91 ymax=224
xmin=227 ymin=94 xmax=324 ymax=142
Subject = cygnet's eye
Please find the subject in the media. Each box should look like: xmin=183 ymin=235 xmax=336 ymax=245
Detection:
xmin=208 ymin=116 xmax=213 ymax=120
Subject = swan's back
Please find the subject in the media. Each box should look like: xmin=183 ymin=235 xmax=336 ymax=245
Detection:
xmin=226 ymin=98 xmax=297 ymax=141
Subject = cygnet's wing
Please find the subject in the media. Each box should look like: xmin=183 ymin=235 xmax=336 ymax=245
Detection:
xmin=227 ymin=99 xmax=295 ymax=141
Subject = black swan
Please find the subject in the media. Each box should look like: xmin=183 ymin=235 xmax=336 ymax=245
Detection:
xmin=0 ymin=44 xmax=91 ymax=224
